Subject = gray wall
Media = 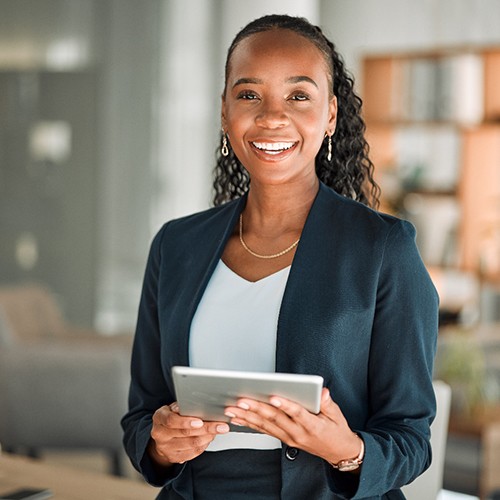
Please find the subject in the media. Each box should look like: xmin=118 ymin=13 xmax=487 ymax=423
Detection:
xmin=0 ymin=0 xmax=159 ymax=330
xmin=95 ymin=0 xmax=161 ymax=332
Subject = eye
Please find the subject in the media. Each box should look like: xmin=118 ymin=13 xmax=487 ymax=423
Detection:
xmin=289 ymin=92 xmax=310 ymax=101
xmin=237 ymin=91 xmax=259 ymax=100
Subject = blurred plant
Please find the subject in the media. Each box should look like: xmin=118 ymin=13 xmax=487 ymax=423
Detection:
xmin=436 ymin=333 xmax=486 ymax=415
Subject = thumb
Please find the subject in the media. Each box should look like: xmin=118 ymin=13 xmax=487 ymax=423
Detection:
xmin=320 ymin=387 xmax=340 ymax=418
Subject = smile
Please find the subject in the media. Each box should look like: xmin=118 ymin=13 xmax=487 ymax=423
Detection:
xmin=251 ymin=141 xmax=296 ymax=155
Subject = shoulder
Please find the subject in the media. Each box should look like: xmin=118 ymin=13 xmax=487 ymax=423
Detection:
xmin=164 ymin=198 xmax=239 ymax=231
xmin=318 ymin=186 xmax=436 ymax=297
xmin=151 ymin=197 xmax=243 ymax=252
xmin=317 ymin=182 xmax=414 ymax=242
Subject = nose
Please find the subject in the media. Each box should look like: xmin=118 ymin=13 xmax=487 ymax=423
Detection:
xmin=255 ymin=99 xmax=289 ymax=129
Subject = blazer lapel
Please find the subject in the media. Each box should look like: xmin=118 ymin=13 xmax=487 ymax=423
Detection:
xmin=160 ymin=196 xmax=246 ymax=369
xmin=276 ymin=183 xmax=344 ymax=376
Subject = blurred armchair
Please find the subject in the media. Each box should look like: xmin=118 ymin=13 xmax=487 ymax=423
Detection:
xmin=402 ymin=380 xmax=452 ymax=500
xmin=0 ymin=283 xmax=134 ymax=475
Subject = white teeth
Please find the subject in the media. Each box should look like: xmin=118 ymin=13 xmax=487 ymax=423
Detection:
xmin=252 ymin=142 xmax=295 ymax=152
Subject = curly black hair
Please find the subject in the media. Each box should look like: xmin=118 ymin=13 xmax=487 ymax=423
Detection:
xmin=212 ymin=14 xmax=380 ymax=209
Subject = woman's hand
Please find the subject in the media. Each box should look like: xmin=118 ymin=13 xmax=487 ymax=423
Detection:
xmin=148 ymin=402 xmax=230 ymax=467
xmin=224 ymin=388 xmax=361 ymax=465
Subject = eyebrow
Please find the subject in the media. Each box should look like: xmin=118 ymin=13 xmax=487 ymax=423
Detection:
xmin=232 ymin=76 xmax=318 ymax=89
xmin=232 ymin=77 xmax=262 ymax=88
xmin=286 ymin=76 xmax=318 ymax=88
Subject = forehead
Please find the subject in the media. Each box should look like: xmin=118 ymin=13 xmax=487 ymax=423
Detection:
xmin=228 ymin=29 xmax=330 ymax=83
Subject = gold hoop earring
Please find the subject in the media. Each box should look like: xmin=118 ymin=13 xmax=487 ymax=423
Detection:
xmin=221 ymin=132 xmax=229 ymax=157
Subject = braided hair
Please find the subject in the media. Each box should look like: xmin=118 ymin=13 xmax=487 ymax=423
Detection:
xmin=212 ymin=14 xmax=380 ymax=209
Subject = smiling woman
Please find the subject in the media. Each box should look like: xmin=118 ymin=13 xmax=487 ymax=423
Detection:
xmin=121 ymin=14 xmax=439 ymax=500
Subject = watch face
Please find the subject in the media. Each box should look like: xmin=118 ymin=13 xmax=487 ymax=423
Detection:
xmin=338 ymin=461 xmax=360 ymax=472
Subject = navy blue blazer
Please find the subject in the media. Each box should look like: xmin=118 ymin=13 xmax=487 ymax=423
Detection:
xmin=121 ymin=182 xmax=439 ymax=499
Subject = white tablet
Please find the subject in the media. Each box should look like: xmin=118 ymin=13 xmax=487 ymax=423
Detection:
xmin=172 ymin=366 xmax=323 ymax=423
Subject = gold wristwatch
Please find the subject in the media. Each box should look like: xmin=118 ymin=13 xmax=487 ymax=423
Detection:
xmin=331 ymin=435 xmax=364 ymax=472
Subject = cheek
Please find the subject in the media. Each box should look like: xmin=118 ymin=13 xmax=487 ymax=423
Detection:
xmin=299 ymin=112 xmax=329 ymax=145
xmin=226 ymin=116 xmax=256 ymax=160
xmin=225 ymin=108 xmax=249 ymax=137
xmin=225 ymin=121 xmax=249 ymax=162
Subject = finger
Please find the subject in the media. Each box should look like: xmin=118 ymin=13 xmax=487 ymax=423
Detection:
xmin=154 ymin=407 xmax=204 ymax=431
xmin=161 ymin=433 xmax=216 ymax=453
xmin=166 ymin=404 xmax=231 ymax=434
xmin=318 ymin=388 xmax=345 ymax=422
xmin=153 ymin=433 xmax=215 ymax=464
xmin=225 ymin=399 xmax=296 ymax=440
xmin=153 ymin=406 xmax=230 ymax=436
xmin=228 ymin=412 xmax=288 ymax=440
xmin=152 ymin=423 xmax=229 ymax=463
xmin=268 ymin=395 xmax=311 ymax=421
xmin=225 ymin=398 xmax=286 ymax=423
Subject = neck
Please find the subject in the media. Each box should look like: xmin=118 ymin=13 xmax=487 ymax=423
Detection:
xmin=244 ymin=176 xmax=319 ymax=235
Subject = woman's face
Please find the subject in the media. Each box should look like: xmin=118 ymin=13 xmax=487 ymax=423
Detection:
xmin=222 ymin=29 xmax=337 ymax=187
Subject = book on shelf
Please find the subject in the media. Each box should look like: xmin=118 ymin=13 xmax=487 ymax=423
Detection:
xmin=369 ymin=53 xmax=484 ymax=125
xmin=450 ymin=54 xmax=484 ymax=125
xmin=394 ymin=125 xmax=461 ymax=192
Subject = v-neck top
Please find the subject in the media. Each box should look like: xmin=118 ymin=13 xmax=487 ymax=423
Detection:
xmin=189 ymin=259 xmax=291 ymax=451
xmin=190 ymin=260 xmax=291 ymax=372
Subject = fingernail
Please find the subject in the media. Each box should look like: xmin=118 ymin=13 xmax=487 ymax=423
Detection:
xmin=190 ymin=420 xmax=203 ymax=428
xmin=237 ymin=402 xmax=250 ymax=410
xmin=217 ymin=424 xmax=230 ymax=433
xmin=270 ymin=397 xmax=281 ymax=407
xmin=224 ymin=411 xmax=236 ymax=418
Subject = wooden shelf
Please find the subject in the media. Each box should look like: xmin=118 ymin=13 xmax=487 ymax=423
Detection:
xmin=363 ymin=57 xmax=403 ymax=123
xmin=484 ymin=50 xmax=500 ymax=121
xmin=363 ymin=47 xmax=500 ymax=282
xmin=459 ymin=125 xmax=500 ymax=279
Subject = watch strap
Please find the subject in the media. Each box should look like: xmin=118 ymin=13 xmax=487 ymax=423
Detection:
xmin=330 ymin=434 xmax=364 ymax=472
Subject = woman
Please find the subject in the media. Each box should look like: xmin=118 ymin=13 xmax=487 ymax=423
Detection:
xmin=122 ymin=14 xmax=438 ymax=499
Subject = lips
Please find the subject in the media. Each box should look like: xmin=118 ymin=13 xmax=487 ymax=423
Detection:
xmin=251 ymin=141 xmax=297 ymax=156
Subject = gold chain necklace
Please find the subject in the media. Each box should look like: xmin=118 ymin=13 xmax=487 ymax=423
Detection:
xmin=239 ymin=214 xmax=300 ymax=259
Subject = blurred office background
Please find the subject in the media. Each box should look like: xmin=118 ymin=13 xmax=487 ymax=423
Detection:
xmin=0 ymin=0 xmax=499 ymax=498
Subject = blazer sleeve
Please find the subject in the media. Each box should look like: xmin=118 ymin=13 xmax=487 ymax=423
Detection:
xmin=121 ymin=223 xmax=186 ymax=487
xmin=330 ymin=219 xmax=439 ymax=499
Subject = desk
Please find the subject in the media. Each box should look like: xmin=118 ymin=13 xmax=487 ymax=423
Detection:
xmin=438 ymin=492 xmax=479 ymax=500
xmin=0 ymin=454 xmax=156 ymax=499
xmin=0 ymin=452 xmax=484 ymax=500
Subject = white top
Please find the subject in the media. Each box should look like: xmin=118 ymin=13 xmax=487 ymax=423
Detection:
xmin=189 ymin=260 xmax=290 ymax=451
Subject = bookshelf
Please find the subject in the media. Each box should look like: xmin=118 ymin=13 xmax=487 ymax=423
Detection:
xmin=363 ymin=47 xmax=500 ymax=285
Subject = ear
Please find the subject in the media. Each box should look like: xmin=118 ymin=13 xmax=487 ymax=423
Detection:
xmin=327 ymin=95 xmax=338 ymax=134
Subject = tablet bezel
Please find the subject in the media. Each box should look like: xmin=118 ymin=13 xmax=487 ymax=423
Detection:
xmin=171 ymin=366 xmax=324 ymax=423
